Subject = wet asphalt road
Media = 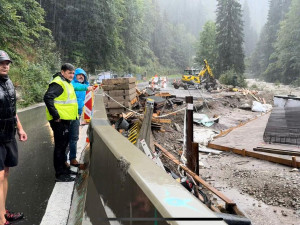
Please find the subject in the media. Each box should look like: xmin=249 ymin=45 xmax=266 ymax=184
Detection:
xmin=6 ymin=105 xmax=55 ymax=225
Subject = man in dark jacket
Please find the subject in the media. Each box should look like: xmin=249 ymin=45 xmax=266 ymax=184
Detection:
xmin=44 ymin=63 xmax=78 ymax=182
xmin=0 ymin=50 xmax=27 ymax=225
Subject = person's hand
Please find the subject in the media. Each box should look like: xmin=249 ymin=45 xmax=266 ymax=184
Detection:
xmin=54 ymin=118 xmax=61 ymax=122
xmin=18 ymin=129 xmax=27 ymax=141
xmin=87 ymin=86 xmax=93 ymax=91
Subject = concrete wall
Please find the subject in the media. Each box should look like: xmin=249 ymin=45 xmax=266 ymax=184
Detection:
xmin=84 ymin=92 xmax=226 ymax=225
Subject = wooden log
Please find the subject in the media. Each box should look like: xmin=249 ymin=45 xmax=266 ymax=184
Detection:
xmin=292 ymin=156 xmax=297 ymax=168
xmin=151 ymin=118 xmax=171 ymax=124
xmin=253 ymin=147 xmax=300 ymax=156
xmin=249 ymin=91 xmax=260 ymax=102
xmin=154 ymin=142 xmax=236 ymax=206
xmin=155 ymin=92 xmax=171 ymax=97
xmin=130 ymin=97 xmax=138 ymax=105
xmin=208 ymin=143 xmax=300 ymax=168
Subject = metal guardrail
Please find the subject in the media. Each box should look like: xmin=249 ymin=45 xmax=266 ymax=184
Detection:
xmin=83 ymin=91 xmax=227 ymax=225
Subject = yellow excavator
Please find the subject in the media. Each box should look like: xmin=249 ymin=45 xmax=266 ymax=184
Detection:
xmin=173 ymin=59 xmax=217 ymax=90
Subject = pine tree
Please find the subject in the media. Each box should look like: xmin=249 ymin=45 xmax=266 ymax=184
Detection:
xmin=215 ymin=0 xmax=245 ymax=77
xmin=195 ymin=21 xmax=217 ymax=70
xmin=243 ymin=0 xmax=257 ymax=57
xmin=250 ymin=0 xmax=291 ymax=79
xmin=264 ymin=0 xmax=300 ymax=84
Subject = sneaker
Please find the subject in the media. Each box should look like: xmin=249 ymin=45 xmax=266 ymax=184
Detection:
xmin=5 ymin=210 xmax=24 ymax=222
xmin=70 ymin=159 xmax=80 ymax=167
xmin=64 ymin=168 xmax=78 ymax=175
xmin=55 ymin=174 xmax=75 ymax=182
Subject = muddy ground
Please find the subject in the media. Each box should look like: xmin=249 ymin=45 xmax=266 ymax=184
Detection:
xmin=150 ymin=79 xmax=300 ymax=225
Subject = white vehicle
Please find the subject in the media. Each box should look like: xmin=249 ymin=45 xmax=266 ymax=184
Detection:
xmin=96 ymin=71 xmax=114 ymax=84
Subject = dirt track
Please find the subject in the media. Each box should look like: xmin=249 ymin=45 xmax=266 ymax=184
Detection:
xmin=151 ymin=79 xmax=300 ymax=225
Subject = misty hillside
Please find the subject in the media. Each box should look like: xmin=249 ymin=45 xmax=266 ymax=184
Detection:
xmin=158 ymin=0 xmax=269 ymax=35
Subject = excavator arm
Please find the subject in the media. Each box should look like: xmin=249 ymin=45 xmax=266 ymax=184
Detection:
xmin=198 ymin=59 xmax=214 ymax=78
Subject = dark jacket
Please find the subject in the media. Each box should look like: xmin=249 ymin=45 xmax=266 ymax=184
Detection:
xmin=0 ymin=75 xmax=17 ymax=142
xmin=43 ymin=72 xmax=67 ymax=121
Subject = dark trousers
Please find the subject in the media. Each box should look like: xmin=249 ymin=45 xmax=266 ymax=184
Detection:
xmin=50 ymin=120 xmax=70 ymax=177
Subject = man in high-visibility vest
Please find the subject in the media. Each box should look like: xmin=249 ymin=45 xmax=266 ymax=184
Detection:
xmin=44 ymin=63 xmax=78 ymax=182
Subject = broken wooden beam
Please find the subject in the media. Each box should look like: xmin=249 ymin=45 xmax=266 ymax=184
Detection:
xmin=208 ymin=143 xmax=300 ymax=168
xmin=249 ymin=91 xmax=260 ymax=102
xmin=154 ymin=142 xmax=237 ymax=207
xmin=151 ymin=118 xmax=171 ymax=124
xmin=253 ymin=147 xmax=300 ymax=156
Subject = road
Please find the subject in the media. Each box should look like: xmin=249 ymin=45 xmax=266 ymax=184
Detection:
xmin=6 ymin=104 xmax=54 ymax=225
xmin=137 ymin=81 xmax=213 ymax=100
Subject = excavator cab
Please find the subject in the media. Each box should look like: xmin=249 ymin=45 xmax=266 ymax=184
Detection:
xmin=182 ymin=69 xmax=201 ymax=84
xmin=173 ymin=60 xmax=217 ymax=90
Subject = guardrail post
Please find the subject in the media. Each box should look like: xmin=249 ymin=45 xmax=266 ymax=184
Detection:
xmin=137 ymin=98 xmax=154 ymax=150
xmin=185 ymin=96 xmax=195 ymax=172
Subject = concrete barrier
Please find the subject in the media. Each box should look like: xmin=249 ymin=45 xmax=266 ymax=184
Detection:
xmin=78 ymin=91 xmax=226 ymax=225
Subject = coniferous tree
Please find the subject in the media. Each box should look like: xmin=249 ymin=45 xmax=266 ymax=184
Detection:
xmin=250 ymin=0 xmax=291 ymax=78
xmin=195 ymin=21 xmax=217 ymax=70
xmin=243 ymin=0 xmax=257 ymax=57
xmin=264 ymin=0 xmax=300 ymax=84
xmin=39 ymin=0 xmax=195 ymax=73
xmin=215 ymin=0 xmax=245 ymax=77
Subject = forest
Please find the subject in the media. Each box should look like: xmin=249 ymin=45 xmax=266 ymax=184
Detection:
xmin=0 ymin=0 xmax=299 ymax=106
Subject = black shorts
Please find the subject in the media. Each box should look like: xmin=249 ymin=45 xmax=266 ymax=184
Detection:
xmin=0 ymin=139 xmax=18 ymax=171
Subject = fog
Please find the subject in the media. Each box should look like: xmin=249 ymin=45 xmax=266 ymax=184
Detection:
xmin=158 ymin=0 xmax=269 ymax=35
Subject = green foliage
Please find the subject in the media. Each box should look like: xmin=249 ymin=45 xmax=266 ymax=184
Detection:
xmin=219 ymin=69 xmax=247 ymax=88
xmin=40 ymin=0 xmax=196 ymax=73
xmin=9 ymin=35 xmax=60 ymax=107
xmin=251 ymin=84 xmax=258 ymax=90
xmin=195 ymin=21 xmax=217 ymax=70
xmin=243 ymin=1 xmax=258 ymax=57
xmin=0 ymin=0 xmax=60 ymax=107
xmin=249 ymin=0 xmax=292 ymax=81
xmin=10 ymin=62 xmax=50 ymax=107
xmin=268 ymin=0 xmax=300 ymax=85
xmin=215 ymin=0 xmax=245 ymax=77
xmin=0 ymin=0 xmax=47 ymax=54
xmin=291 ymin=78 xmax=300 ymax=87
xmin=275 ymin=80 xmax=281 ymax=87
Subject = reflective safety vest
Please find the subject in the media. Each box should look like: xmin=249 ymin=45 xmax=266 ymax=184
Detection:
xmin=46 ymin=76 xmax=78 ymax=121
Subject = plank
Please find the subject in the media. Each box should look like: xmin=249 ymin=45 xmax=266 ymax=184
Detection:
xmin=102 ymin=77 xmax=136 ymax=85
xmin=151 ymin=118 xmax=171 ymax=124
xmin=102 ymin=82 xmax=136 ymax=91
xmin=253 ymin=147 xmax=300 ymax=156
xmin=208 ymin=143 xmax=300 ymax=168
xmin=106 ymin=108 xmax=126 ymax=114
xmin=104 ymin=92 xmax=136 ymax=103
xmin=106 ymin=88 xmax=136 ymax=96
